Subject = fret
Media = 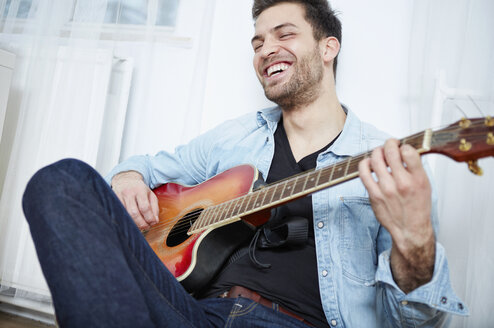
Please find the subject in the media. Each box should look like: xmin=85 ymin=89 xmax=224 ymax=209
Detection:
xmin=260 ymin=187 xmax=272 ymax=207
xmin=273 ymin=180 xmax=288 ymax=204
xmin=210 ymin=204 xmax=222 ymax=225
xmin=195 ymin=207 xmax=210 ymax=230
xmin=401 ymin=132 xmax=426 ymax=150
xmin=328 ymin=164 xmax=336 ymax=184
xmin=317 ymin=167 xmax=330 ymax=185
xmin=201 ymin=207 xmax=213 ymax=228
xmin=347 ymin=157 xmax=361 ymax=176
xmin=301 ymin=173 xmax=310 ymax=193
xmin=230 ymin=196 xmax=245 ymax=217
xmin=314 ymin=168 xmax=323 ymax=186
xmin=268 ymin=182 xmax=282 ymax=204
xmin=292 ymin=175 xmax=306 ymax=195
xmin=238 ymin=194 xmax=250 ymax=214
xmin=216 ymin=203 xmax=229 ymax=222
xmin=281 ymin=179 xmax=296 ymax=199
xmin=195 ymin=208 xmax=208 ymax=229
xmin=243 ymin=193 xmax=257 ymax=213
xmin=305 ymin=171 xmax=318 ymax=190
xmin=278 ymin=180 xmax=288 ymax=201
xmin=343 ymin=157 xmax=352 ymax=176
xmin=332 ymin=163 xmax=346 ymax=181
xmin=251 ymin=190 xmax=263 ymax=210
xmin=225 ymin=199 xmax=238 ymax=220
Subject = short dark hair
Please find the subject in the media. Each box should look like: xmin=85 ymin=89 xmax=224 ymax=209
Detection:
xmin=252 ymin=0 xmax=342 ymax=77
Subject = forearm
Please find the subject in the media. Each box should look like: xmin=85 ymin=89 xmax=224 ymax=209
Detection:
xmin=376 ymin=242 xmax=468 ymax=327
xmin=390 ymin=230 xmax=435 ymax=294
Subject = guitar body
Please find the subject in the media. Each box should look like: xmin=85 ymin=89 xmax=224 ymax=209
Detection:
xmin=144 ymin=164 xmax=269 ymax=293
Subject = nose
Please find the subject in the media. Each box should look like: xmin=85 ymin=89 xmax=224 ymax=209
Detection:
xmin=260 ymin=38 xmax=280 ymax=59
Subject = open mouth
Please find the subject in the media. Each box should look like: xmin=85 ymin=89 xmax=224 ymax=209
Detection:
xmin=264 ymin=62 xmax=291 ymax=78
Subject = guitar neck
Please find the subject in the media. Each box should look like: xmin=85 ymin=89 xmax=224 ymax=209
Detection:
xmin=189 ymin=129 xmax=433 ymax=234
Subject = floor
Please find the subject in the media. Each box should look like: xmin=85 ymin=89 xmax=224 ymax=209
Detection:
xmin=0 ymin=311 xmax=55 ymax=328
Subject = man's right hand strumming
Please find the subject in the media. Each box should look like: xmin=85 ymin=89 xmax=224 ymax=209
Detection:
xmin=111 ymin=171 xmax=159 ymax=230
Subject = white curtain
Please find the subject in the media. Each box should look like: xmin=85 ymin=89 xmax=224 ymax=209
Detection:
xmin=0 ymin=0 xmax=214 ymax=321
xmin=408 ymin=0 xmax=494 ymax=327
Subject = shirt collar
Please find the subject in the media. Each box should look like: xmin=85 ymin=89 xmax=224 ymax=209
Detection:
xmin=257 ymin=105 xmax=364 ymax=157
xmin=257 ymin=106 xmax=281 ymax=132
xmin=325 ymin=106 xmax=364 ymax=157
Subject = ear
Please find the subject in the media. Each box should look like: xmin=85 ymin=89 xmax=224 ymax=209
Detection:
xmin=321 ymin=36 xmax=340 ymax=64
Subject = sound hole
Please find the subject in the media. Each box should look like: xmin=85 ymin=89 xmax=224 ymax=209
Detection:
xmin=166 ymin=208 xmax=203 ymax=247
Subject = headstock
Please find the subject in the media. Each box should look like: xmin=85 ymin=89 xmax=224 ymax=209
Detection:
xmin=428 ymin=117 xmax=494 ymax=175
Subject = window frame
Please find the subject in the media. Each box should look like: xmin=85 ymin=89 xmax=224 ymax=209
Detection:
xmin=1 ymin=0 xmax=180 ymax=29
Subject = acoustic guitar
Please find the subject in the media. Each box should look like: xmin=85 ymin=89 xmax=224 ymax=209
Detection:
xmin=142 ymin=117 xmax=494 ymax=293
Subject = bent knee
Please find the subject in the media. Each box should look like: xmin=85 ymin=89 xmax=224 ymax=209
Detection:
xmin=23 ymin=158 xmax=98 ymax=201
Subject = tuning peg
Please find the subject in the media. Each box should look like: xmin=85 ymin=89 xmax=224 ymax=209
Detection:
xmin=467 ymin=160 xmax=483 ymax=176
xmin=488 ymin=132 xmax=494 ymax=146
xmin=485 ymin=116 xmax=494 ymax=127
xmin=459 ymin=138 xmax=472 ymax=152
xmin=459 ymin=118 xmax=471 ymax=128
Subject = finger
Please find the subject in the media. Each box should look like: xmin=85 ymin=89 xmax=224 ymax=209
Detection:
xmin=148 ymin=191 xmax=160 ymax=224
xmin=126 ymin=197 xmax=150 ymax=230
xmin=136 ymin=192 xmax=157 ymax=226
xmin=401 ymin=144 xmax=424 ymax=174
xmin=359 ymin=158 xmax=383 ymax=198
xmin=370 ymin=147 xmax=394 ymax=185
xmin=383 ymin=139 xmax=407 ymax=177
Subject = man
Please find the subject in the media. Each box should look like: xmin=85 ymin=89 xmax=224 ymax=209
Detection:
xmin=23 ymin=0 xmax=466 ymax=327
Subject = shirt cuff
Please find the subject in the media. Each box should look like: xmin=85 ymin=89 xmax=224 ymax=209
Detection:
xmin=104 ymin=155 xmax=152 ymax=187
xmin=375 ymin=242 xmax=469 ymax=316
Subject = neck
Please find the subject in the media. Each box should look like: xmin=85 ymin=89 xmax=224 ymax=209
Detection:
xmin=280 ymin=80 xmax=346 ymax=161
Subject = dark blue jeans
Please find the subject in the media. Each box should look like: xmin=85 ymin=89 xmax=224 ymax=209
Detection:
xmin=22 ymin=159 xmax=310 ymax=328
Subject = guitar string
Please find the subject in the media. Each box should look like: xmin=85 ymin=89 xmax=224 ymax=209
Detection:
xmin=146 ymin=134 xmax=428 ymax=237
xmin=154 ymin=138 xmax=491 ymax=239
xmin=145 ymin=152 xmax=369 ymax=235
xmin=150 ymin=124 xmax=491 ymax=239
xmin=146 ymin=149 xmax=389 ymax=237
xmin=148 ymin=123 xmax=490 ymax=238
xmin=146 ymin=119 xmax=492 ymax=237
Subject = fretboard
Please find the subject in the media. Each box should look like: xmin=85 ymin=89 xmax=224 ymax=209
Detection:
xmin=188 ymin=129 xmax=432 ymax=235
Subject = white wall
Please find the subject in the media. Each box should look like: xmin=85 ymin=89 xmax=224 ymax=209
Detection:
xmin=332 ymin=0 xmax=414 ymax=137
xmin=201 ymin=0 xmax=272 ymax=133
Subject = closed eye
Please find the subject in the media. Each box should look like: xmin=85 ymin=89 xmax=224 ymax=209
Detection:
xmin=280 ymin=33 xmax=294 ymax=40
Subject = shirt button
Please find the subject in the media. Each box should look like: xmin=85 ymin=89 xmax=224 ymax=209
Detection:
xmin=401 ymin=300 xmax=408 ymax=306
xmin=458 ymin=303 xmax=464 ymax=310
xmin=441 ymin=296 xmax=448 ymax=304
xmin=330 ymin=319 xmax=337 ymax=326
xmin=322 ymin=270 xmax=328 ymax=277
xmin=317 ymin=221 xmax=324 ymax=229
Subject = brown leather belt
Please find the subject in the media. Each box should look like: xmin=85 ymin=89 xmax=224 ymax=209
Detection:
xmin=219 ymin=285 xmax=313 ymax=326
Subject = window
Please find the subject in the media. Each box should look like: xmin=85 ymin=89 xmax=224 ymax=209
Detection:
xmin=2 ymin=0 xmax=180 ymax=27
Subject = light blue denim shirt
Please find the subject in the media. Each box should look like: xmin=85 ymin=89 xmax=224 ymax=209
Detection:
xmin=106 ymin=107 xmax=468 ymax=327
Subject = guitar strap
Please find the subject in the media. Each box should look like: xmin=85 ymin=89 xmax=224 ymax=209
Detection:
xmin=227 ymin=212 xmax=309 ymax=269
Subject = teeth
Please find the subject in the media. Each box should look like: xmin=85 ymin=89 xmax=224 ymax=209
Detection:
xmin=267 ymin=63 xmax=289 ymax=77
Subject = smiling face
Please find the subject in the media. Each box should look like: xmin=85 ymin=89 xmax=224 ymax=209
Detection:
xmin=252 ymin=2 xmax=325 ymax=109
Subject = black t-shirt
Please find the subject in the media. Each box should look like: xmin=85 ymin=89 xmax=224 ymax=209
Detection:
xmin=203 ymin=121 xmax=338 ymax=328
